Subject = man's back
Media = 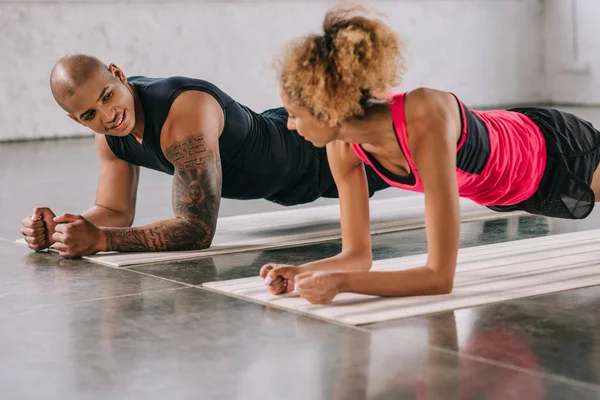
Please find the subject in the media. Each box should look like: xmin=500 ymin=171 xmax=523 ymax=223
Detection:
xmin=106 ymin=76 xmax=335 ymax=205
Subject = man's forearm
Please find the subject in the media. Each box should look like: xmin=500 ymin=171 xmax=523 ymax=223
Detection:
xmin=82 ymin=205 xmax=133 ymax=228
xmin=101 ymin=217 xmax=213 ymax=252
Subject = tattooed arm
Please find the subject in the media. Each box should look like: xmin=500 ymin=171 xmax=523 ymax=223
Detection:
xmin=99 ymin=91 xmax=224 ymax=252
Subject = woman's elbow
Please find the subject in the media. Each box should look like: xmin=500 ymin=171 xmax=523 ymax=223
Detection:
xmin=434 ymin=279 xmax=454 ymax=295
xmin=431 ymin=273 xmax=454 ymax=295
xmin=344 ymin=250 xmax=372 ymax=271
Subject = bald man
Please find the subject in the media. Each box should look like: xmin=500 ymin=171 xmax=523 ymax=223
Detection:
xmin=20 ymin=54 xmax=389 ymax=257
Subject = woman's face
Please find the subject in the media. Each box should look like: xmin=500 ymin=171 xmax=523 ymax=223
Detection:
xmin=280 ymin=88 xmax=339 ymax=148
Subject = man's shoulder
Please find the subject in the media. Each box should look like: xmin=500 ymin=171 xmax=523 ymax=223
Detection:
xmin=169 ymin=90 xmax=223 ymax=118
xmin=161 ymin=91 xmax=226 ymax=150
xmin=129 ymin=75 xmax=221 ymax=97
xmin=133 ymin=76 xmax=232 ymax=117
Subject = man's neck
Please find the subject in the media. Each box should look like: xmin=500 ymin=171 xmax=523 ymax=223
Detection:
xmin=129 ymin=83 xmax=145 ymax=142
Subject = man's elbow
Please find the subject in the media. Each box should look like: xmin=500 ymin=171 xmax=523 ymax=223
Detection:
xmin=194 ymin=237 xmax=213 ymax=251
xmin=124 ymin=214 xmax=135 ymax=227
xmin=186 ymin=223 xmax=216 ymax=251
xmin=121 ymin=208 xmax=136 ymax=227
xmin=172 ymin=238 xmax=212 ymax=252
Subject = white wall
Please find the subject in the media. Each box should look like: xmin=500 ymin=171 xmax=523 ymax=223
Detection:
xmin=0 ymin=0 xmax=544 ymax=141
xmin=544 ymin=0 xmax=599 ymax=104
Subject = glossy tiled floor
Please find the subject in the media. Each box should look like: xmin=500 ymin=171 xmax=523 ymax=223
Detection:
xmin=2 ymin=107 xmax=600 ymax=399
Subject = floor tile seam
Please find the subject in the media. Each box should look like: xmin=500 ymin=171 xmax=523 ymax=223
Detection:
xmin=0 ymin=237 xmax=19 ymax=245
xmin=416 ymin=342 xmax=600 ymax=391
xmin=8 ymin=287 xmax=192 ymax=314
xmin=0 ymin=236 xmax=199 ymax=288
xmin=120 ymin=267 xmax=198 ymax=288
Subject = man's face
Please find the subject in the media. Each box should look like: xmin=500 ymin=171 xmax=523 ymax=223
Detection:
xmin=64 ymin=66 xmax=136 ymax=136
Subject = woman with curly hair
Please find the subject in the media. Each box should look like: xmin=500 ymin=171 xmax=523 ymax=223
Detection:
xmin=260 ymin=4 xmax=600 ymax=304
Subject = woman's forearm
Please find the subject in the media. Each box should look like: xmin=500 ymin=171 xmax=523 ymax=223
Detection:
xmin=339 ymin=266 xmax=454 ymax=297
xmin=299 ymin=251 xmax=372 ymax=273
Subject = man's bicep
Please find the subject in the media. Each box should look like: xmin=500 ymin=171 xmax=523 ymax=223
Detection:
xmin=165 ymin=134 xmax=222 ymax=231
xmin=161 ymin=90 xmax=225 ymax=245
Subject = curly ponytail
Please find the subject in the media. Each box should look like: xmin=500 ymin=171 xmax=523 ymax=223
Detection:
xmin=277 ymin=3 xmax=406 ymax=126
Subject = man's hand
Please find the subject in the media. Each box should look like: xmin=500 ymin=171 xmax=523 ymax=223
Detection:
xmin=261 ymin=264 xmax=301 ymax=295
xmin=52 ymin=214 xmax=107 ymax=258
xmin=20 ymin=207 xmax=58 ymax=251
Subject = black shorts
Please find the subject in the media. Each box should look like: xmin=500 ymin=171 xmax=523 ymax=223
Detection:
xmin=488 ymin=107 xmax=600 ymax=219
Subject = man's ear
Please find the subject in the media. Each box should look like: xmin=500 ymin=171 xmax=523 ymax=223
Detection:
xmin=67 ymin=113 xmax=84 ymax=126
xmin=108 ymin=63 xmax=127 ymax=84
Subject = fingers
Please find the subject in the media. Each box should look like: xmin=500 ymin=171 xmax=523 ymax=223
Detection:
xmin=260 ymin=264 xmax=275 ymax=279
xmin=294 ymin=272 xmax=340 ymax=305
xmin=23 ymin=231 xmax=46 ymax=244
xmin=21 ymin=225 xmax=44 ymax=238
xmin=54 ymin=220 xmax=78 ymax=236
xmin=265 ymin=269 xmax=277 ymax=285
xmin=267 ymin=277 xmax=288 ymax=295
xmin=293 ymin=273 xmax=325 ymax=303
xmin=33 ymin=207 xmax=56 ymax=222
xmin=261 ymin=265 xmax=293 ymax=295
xmin=265 ymin=266 xmax=297 ymax=283
xmin=23 ymin=231 xmax=48 ymax=251
xmin=53 ymin=213 xmax=81 ymax=224
xmin=52 ymin=242 xmax=77 ymax=258
xmin=261 ymin=265 xmax=301 ymax=295
xmin=33 ymin=207 xmax=50 ymax=217
xmin=265 ymin=272 xmax=289 ymax=293
xmin=51 ymin=242 xmax=68 ymax=257
xmin=261 ymin=268 xmax=335 ymax=303
xmin=264 ymin=265 xmax=287 ymax=283
xmin=21 ymin=214 xmax=47 ymax=251
xmin=22 ymin=215 xmax=44 ymax=229
xmin=294 ymin=271 xmax=316 ymax=291
xmin=53 ymin=223 xmax=69 ymax=234
xmin=51 ymin=231 xmax=66 ymax=244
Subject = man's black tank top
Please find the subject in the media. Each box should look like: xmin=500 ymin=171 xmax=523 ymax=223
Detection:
xmin=105 ymin=76 xmax=344 ymax=205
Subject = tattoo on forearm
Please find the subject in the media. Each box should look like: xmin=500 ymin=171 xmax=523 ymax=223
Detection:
xmin=104 ymin=224 xmax=168 ymax=252
xmin=105 ymin=135 xmax=222 ymax=252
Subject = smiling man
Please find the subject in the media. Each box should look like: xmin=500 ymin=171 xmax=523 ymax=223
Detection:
xmin=20 ymin=54 xmax=389 ymax=257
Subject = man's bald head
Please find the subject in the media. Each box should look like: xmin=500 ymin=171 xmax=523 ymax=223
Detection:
xmin=50 ymin=54 xmax=111 ymax=111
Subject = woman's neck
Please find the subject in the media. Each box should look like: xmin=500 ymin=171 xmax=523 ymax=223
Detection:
xmin=339 ymin=100 xmax=396 ymax=149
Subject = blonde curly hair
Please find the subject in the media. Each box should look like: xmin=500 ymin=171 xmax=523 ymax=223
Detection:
xmin=277 ymin=3 xmax=406 ymax=127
